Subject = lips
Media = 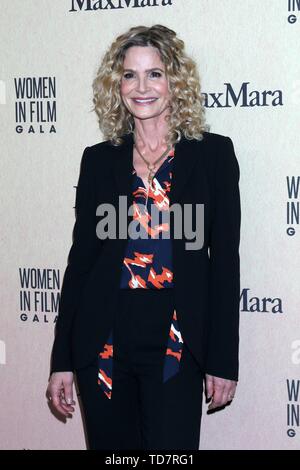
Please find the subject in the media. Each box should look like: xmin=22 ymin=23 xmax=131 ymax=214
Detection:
xmin=132 ymin=98 xmax=158 ymax=104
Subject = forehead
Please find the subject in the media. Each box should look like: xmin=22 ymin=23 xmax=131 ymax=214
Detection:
xmin=122 ymin=46 xmax=164 ymax=68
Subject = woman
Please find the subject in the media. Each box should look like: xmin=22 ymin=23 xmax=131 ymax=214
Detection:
xmin=46 ymin=24 xmax=241 ymax=450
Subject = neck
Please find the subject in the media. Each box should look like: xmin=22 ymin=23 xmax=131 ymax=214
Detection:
xmin=133 ymin=109 xmax=169 ymax=152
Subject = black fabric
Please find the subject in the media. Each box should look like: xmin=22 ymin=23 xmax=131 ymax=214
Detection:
xmin=50 ymin=131 xmax=241 ymax=382
xmin=75 ymin=288 xmax=203 ymax=450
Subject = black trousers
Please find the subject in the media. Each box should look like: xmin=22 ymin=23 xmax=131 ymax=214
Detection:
xmin=75 ymin=288 xmax=204 ymax=450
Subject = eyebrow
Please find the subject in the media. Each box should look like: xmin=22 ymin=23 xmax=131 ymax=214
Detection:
xmin=122 ymin=68 xmax=164 ymax=73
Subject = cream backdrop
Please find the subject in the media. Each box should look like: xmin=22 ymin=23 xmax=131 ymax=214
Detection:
xmin=0 ymin=0 xmax=299 ymax=450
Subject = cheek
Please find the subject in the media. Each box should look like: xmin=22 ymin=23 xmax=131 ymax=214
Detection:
xmin=120 ymin=80 xmax=130 ymax=97
xmin=157 ymin=80 xmax=170 ymax=97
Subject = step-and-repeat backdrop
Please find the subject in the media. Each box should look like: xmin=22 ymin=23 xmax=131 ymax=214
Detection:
xmin=0 ymin=0 xmax=299 ymax=450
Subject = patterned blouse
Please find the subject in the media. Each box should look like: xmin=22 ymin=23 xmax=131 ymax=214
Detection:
xmin=97 ymin=149 xmax=184 ymax=398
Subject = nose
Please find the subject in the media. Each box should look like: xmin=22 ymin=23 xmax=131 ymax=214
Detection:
xmin=136 ymin=75 xmax=149 ymax=93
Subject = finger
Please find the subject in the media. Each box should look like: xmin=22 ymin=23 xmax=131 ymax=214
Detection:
xmin=221 ymin=388 xmax=231 ymax=406
xmin=57 ymin=391 xmax=75 ymax=413
xmin=61 ymin=397 xmax=76 ymax=407
xmin=228 ymin=387 xmax=236 ymax=401
xmin=58 ymin=401 xmax=75 ymax=415
xmin=47 ymin=380 xmax=74 ymax=417
xmin=208 ymin=387 xmax=224 ymax=410
xmin=51 ymin=393 xmax=71 ymax=417
xmin=51 ymin=386 xmax=74 ymax=415
xmin=64 ymin=380 xmax=75 ymax=406
xmin=60 ymin=397 xmax=75 ymax=413
xmin=205 ymin=375 xmax=214 ymax=399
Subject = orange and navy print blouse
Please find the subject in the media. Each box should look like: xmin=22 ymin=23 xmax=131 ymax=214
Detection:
xmin=97 ymin=149 xmax=184 ymax=398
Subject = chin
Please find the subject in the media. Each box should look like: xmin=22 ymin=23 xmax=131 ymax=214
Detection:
xmin=135 ymin=114 xmax=161 ymax=121
xmin=130 ymin=107 xmax=165 ymax=120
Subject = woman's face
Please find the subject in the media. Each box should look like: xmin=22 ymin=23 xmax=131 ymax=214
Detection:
xmin=120 ymin=45 xmax=171 ymax=122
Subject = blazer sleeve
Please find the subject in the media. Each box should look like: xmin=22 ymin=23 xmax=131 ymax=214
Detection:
xmin=205 ymin=136 xmax=241 ymax=381
xmin=50 ymin=146 xmax=102 ymax=375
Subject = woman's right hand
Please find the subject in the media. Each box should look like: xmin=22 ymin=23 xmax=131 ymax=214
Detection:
xmin=46 ymin=372 xmax=76 ymax=418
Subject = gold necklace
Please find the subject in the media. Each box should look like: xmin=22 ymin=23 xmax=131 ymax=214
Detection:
xmin=133 ymin=135 xmax=172 ymax=185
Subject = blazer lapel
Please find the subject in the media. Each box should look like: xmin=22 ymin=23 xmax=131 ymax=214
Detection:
xmin=111 ymin=132 xmax=202 ymax=206
xmin=111 ymin=133 xmax=134 ymax=202
xmin=169 ymin=135 xmax=202 ymax=206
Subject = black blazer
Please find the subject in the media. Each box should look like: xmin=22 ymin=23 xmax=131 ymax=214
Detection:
xmin=50 ymin=131 xmax=241 ymax=381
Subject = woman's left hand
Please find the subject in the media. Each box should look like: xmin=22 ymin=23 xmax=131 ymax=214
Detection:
xmin=205 ymin=374 xmax=237 ymax=410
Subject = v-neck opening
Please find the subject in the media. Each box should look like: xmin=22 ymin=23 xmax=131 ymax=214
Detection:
xmin=132 ymin=152 xmax=174 ymax=187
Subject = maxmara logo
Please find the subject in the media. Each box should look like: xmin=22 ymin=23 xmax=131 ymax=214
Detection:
xmin=240 ymin=288 xmax=283 ymax=314
xmin=69 ymin=0 xmax=173 ymax=11
xmin=202 ymin=82 xmax=283 ymax=108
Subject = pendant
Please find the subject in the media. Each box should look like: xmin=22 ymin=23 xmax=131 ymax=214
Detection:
xmin=148 ymin=171 xmax=155 ymax=184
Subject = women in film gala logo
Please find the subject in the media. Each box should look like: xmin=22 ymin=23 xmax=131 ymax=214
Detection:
xmin=288 ymin=0 xmax=300 ymax=23
xmin=14 ymin=77 xmax=57 ymax=134
xmin=287 ymin=378 xmax=300 ymax=438
xmin=286 ymin=176 xmax=299 ymax=236
xmin=19 ymin=268 xmax=60 ymax=324
xmin=286 ymin=344 xmax=300 ymax=438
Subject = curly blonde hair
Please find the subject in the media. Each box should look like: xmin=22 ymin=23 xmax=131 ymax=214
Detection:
xmin=92 ymin=24 xmax=208 ymax=147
